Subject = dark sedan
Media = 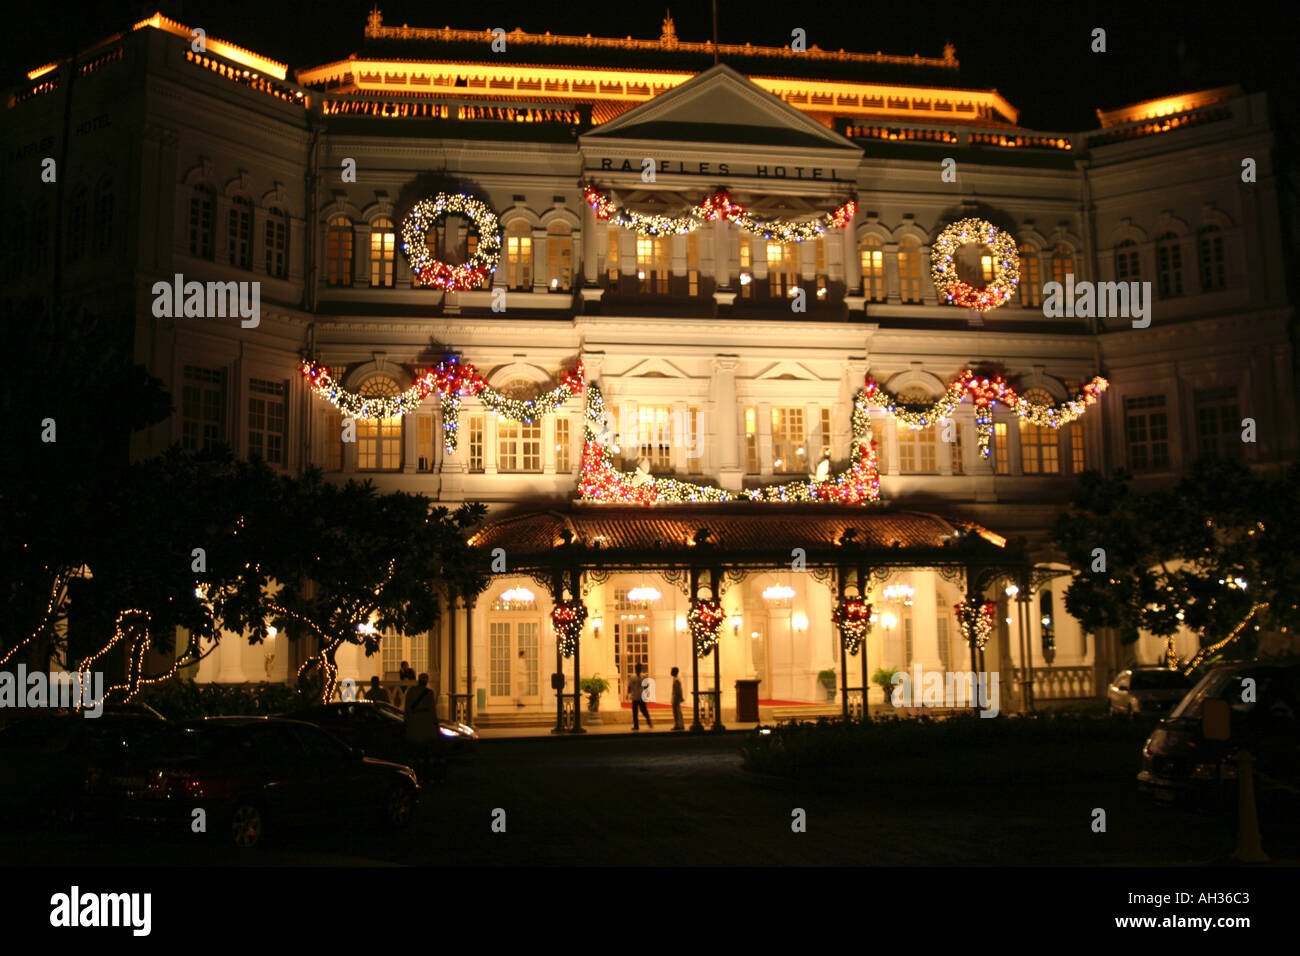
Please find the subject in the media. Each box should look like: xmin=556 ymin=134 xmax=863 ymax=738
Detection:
xmin=83 ymin=716 xmax=419 ymax=847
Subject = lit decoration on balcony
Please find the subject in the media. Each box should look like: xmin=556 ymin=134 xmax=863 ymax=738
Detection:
xmin=578 ymin=382 xmax=880 ymax=504
xmin=584 ymin=185 xmax=855 ymax=243
xmin=626 ymin=586 xmax=662 ymax=603
xmin=832 ymin=597 xmax=873 ymax=654
xmin=930 ymin=218 xmax=1020 ymax=312
xmin=400 ymin=193 xmax=502 ymax=290
xmin=955 ymin=599 xmax=997 ymax=649
xmin=862 ymin=370 xmax=1108 ymax=458
xmin=301 ymin=356 xmax=584 ymax=452
xmin=550 ymin=601 xmax=588 ymax=657
xmin=688 ymin=599 xmax=726 ymax=656
xmin=762 ymin=585 xmax=796 ymax=601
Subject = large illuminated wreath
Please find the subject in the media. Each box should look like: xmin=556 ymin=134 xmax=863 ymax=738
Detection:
xmin=400 ymin=193 xmax=502 ymax=291
xmin=930 ymin=218 xmax=1019 ymax=312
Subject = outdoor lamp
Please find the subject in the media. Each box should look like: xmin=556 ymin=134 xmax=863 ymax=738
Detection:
xmin=592 ymin=617 xmax=602 ymax=639
xmin=792 ymin=614 xmax=808 ymax=631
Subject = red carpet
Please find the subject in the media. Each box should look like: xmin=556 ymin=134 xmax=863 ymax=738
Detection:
xmin=758 ymin=699 xmax=816 ymax=706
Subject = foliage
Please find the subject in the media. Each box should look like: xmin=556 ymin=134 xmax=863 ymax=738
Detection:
xmin=137 ymin=679 xmax=306 ymax=720
xmin=817 ymin=668 xmax=837 ymax=684
xmin=871 ymin=667 xmax=901 ymax=693
xmin=580 ymin=676 xmax=610 ymax=695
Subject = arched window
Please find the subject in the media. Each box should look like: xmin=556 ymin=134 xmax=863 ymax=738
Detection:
xmin=546 ymin=221 xmax=572 ymax=291
xmin=228 ymin=196 xmax=252 ymax=269
xmin=504 ymin=220 xmax=533 ymax=290
xmin=94 ymin=178 xmax=113 ymax=254
xmin=898 ymin=237 xmax=923 ymax=303
xmin=895 ymin=387 xmax=938 ymax=473
xmin=356 ymin=376 xmax=402 ymax=470
xmin=189 ymin=185 xmax=215 ymax=259
xmin=860 ymin=235 xmax=886 ymax=302
xmin=1114 ymin=239 xmax=1140 ymax=281
xmin=766 ymin=241 xmax=798 ymax=298
xmin=1156 ymin=232 xmax=1183 ymax=298
xmin=1018 ymin=242 xmax=1042 ymax=307
xmin=65 ymin=187 xmax=87 ymax=263
xmin=1197 ymin=225 xmax=1225 ymax=291
xmin=1050 ymin=245 xmax=1074 ymax=286
xmin=264 ymin=207 xmax=288 ymax=278
xmin=370 ymin=217 xmax=396 ymax=287
xmin=1019 ymin=388 xmax=1060 ymax=474
xmin=326 ymin=216 xmax=354 ymax=287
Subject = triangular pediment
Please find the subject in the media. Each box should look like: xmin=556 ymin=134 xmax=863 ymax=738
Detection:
xmin=621 ymin=357 xmax=689 ymax=378
xmin=755 ymin=360 xmax=821 ymax=381
xmin=583 ymin=64 xmax=858 ymax=152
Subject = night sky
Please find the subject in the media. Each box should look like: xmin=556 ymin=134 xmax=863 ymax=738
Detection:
xmin=3 ymin=0 xmax=1295 ymax=131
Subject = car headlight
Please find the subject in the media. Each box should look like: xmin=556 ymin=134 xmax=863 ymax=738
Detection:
xmin=439 ymin=726 xmax=457 ymax=738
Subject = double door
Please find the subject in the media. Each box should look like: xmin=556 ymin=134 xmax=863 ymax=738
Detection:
xmin=488 ymin=619 xmax=539 ymax=706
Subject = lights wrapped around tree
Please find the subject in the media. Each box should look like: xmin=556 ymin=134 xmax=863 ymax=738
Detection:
xmin=578 ymin=383 xmax=880 ymax=504
xmin=400 ymin=193 xmax=502 ymax=291
xmin=583 ymin=185 xmax=855 ymax=243
xmin=863 ymin=370 xmax=1109 ymax=459
xmin=931 ymin=218 xmax=1020 ymax=312
xmin=832 ymin=598 xmax=873 ymax=655
xmin=955 ymin=600 xmax=997 ymax=650
xmin=550 ymin=601 xmax=588 ymax=658
xmin=688 ymin=599 xmax=726 ymax=657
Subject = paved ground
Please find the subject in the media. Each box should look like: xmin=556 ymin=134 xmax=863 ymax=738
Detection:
xmin=2 ymin=732 xmax=1295 ymax=866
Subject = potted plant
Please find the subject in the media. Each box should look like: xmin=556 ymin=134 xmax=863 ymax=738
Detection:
xmin=817 ymin=668 xmax=837 ymax=701
xmin=872 ymin=667 xmax=902 ymax=707
xmin=580 ymin=675 xmax=609 ymax=723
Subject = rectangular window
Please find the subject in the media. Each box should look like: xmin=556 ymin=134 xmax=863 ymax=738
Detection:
xmin=739 ymin=239 xmax=752 ymax=298
xmin=898 ymin=244 xmax=923 ymax=303
xmin=950 ymin=422 xmax=964 ymax=475
xmin=499 ymin=420 xmax=542 ymax=472
xmin=637 ymin=406 xmax=674 ymax=473
xmin=264 ymin=209 xmax=288 ymax=278
xmin=813 ymin=237 xmax=827 ymax=294
xmin=189 ymin=189 xmax=214 ymax=259
xmin=820 ymin=407 xmax=833 ymax=460
xmin=636 ymin=236 xmax=669 ymax=293
xmin=904 ymin=617 xmax=914 ymax=664
xmin=546 ymin=231 xmax=572 ymax=291
xmin=468 ymin=415 xmax=484 ymax=472
xmin=1157 ymin=240 xmax=1183 ymax=298
xmin=767 ymin=242 xmax=797 ymax=299
xmin=1019 ymin=251 xmax=1042 ymax=307
xmin=1198 ymin=232 xmax=1225 ymax=291
xmin=1125 ymin=394 xmax=1170 ymax=471
xmin=861 ymin=242 xmax=886 ymax=301
xmin=416 ymin=414 xmax=435 ymax=472
xmin=182 ymin=365 xmax=225 ymax=452
xmin=370 ymin=225 xmax=396 ymax=287
xmin=555 ymin=417 xmax=571 ymax=474
xmin=358 ymin=415 xmax=401 ymax=471
xmin=771 ymin=407 xmax=806 ymax=474
xmin=489 ymin=622 xmax=511 ymax=697
xmin=687 ymin=232 xmax=700 ymax=296
xmin=1019 ymin=423 xmax=1059 ymax=475
xmin=506 ymin=231 xmax=533 ymax=290
xmin=1194 ymin=386 xmax=1240 ymax=460
xmin=897 ymin=423 xmax=938 ymax=474
xmin=1069 ymin=423 xmax=1085 ymax=473
xmin=325 ymin=412 xmax=343 ymax=471
xmin=247 ymin=378 xmax=287 ymax=466
xmin=993 ymin=422 xmax=1009 ymax=474
xmin=227 ymin=198 xmax=251 ymax=269
xmin=607 ymin=228 xmax=620 ymax=283
xmin=745 ymin=407 xmax=758 ymax=473
xmin=688 ymin=407 xmax=701 ymax=474
xmin=937 ymin=617 xmax=949 ymax=669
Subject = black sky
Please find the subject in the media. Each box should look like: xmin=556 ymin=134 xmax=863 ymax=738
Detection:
xmin=4 ymin=0 xmax=1296 ymax=131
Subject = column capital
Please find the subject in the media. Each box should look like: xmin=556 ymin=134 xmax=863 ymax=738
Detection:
xmin=712 ymin=354 xmax=740 ymax=373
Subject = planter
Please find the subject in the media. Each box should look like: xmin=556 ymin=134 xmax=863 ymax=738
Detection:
xmin=821 ymin=681 xmax=837 ymax=701
xmin=585 ymin=692 xmax=603 ymax=724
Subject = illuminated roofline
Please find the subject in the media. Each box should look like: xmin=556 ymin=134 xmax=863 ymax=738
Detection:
xmin=133 ymin=11 xmax=287 ymax=80
xmin=1096 ymin=85 xmax=1242 ymax=128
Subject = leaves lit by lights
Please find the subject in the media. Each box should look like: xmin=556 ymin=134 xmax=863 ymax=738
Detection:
xmin=400 ymin=193 xmax=502 ymax=290
xmin=831 ymin=597 xmax=873 ymax=654
xmin=955 ymin=599 xmax=997 ymax=649
xmin=550 ymin=601 xmax=588 ymax=658
xmin=688 ymin=599 xmax=726 ymax=656
xmin=930 ymin=218 xmax=1020 ymax=312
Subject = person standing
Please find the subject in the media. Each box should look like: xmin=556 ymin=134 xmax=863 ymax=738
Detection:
xmin=513 ymin=649 xmax=528 ymax=708
xmin=405 ymin=673 xmax=436 ymax=744
xmin=399 ymin=661 xmax=416 ymax=681
xmin=364 ymin=676 xmax=390 ymax=704
xmin=629 ymin=663 xmax=653 ymax=730
xmin=671 ymin=666 xmax=685 ymax=731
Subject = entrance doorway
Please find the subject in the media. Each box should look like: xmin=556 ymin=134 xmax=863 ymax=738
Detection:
xmin=488 ymin=619 xmax=539 ymax=706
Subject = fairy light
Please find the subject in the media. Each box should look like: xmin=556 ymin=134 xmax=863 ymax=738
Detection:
xmin=584 ymin=185 xmax=855 ymax=242
xmin=931 ymin=218 xmax=1020 ymax=312
xmin=688 ymin=600 xmax=726 ymax=656
xmin=955 ymin=599 xmax=997 ymax=649
xmin=831 ymin=597 xmax=873 ymax=654
xmin=400 ymin=193 xmax=501 ymax=290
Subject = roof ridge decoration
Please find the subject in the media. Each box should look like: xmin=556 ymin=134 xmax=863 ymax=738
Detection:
xmin=578 ymin=383 xmax=881 ymax=505
xmin=363 ymin=8 xmax=957 ymax=70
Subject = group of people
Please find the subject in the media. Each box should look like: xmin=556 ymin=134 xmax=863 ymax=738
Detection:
xmin=355 ymin=662 xmax=438 ymax=742
xmin=627 ymin=664 xmax=686 ymax=732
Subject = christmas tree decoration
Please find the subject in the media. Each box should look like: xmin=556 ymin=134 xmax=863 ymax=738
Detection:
xmin=583 ymin=185 xmax=855 ymax=243
xmin=688 ymin=599 xmax=726 ymax=656
xmin=955 ymin=599 xmax=997 ymax=649
xmin=930 ymin=218 xmax=1020 ymax=312
xmin=301 ymin=356 xmax=584 ymax=452
xmin=578 ymin=383 xmax=881 ymax=504
xmin=832 ymin=597 xmax=873 ymax=654
xmin=550 ymin=601 xmax=588 ymax=658
xmin=400 ymin=193 xmax=502 ymax=290
xmin=863 ymin=371 xmax=1109 ymax=458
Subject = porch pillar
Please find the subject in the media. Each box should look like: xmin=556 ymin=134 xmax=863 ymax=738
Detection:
xmin=447 ymin=595 xmax=458 ymax=721
xmin=911 ymin=570 xmax=944 ymax=674
xmin=464 ymin=595 xmax=475 ymax=726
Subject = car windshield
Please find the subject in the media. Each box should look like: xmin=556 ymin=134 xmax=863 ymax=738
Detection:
xmin=1167 ymin=667 xmax=1278 ymax=719
xmin=1131 ymin=670 xmax=1189 ymax=690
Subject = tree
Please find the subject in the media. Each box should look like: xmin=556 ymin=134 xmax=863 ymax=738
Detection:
xmin=1052 ymin=459 xmax=1300 ymax=672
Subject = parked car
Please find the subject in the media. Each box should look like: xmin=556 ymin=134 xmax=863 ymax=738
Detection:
xmin=82 ymin=716 xmax=419 ymax=847
xmin=0 ymin=710 xmax=170 ymax=825
xmin=291 ymin=700 xmax=477 ymax=762
xmin=1107 ymin=667 xmax=1192 ymax=717
xmin=1138 ymin=661 xmax=1300 ymax=807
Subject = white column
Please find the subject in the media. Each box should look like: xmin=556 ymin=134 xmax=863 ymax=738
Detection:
xmin=713 ymin=356 xmax=740 ymax=488
xmin=582 ymin=201 xmax=598 ymax=286
xmin=842 ymin=213 xmax=860 ymax=294
xmin=485 ymin=414 xmax=499 ymax=475
xmin=758 ymin=401 xmax=773 ymax=479
xmin=216 ymin=628 xmax=246 ymax=682
xmin=543 ymin=416 xmax=556 ymax=474
xmin=911 ymin=571 xmax=944 ymax=677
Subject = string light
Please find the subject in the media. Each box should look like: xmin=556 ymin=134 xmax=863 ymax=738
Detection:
xmin=550 ymin=601 xmax=587 ymax=658
xmin=931 ymin=218 xmax=1020 ymax=312
xmin=584 ymin=185 xmax=856 ymax=242
xmin=832 ymin=597 xmax=873 ymax=654
xmin=955 ymin=600 xmax=997 ymax=649
xmin=400 ymin=193 xmax=501 ymax=290
xmin=688 ymin=600 xmax=726 ymax=656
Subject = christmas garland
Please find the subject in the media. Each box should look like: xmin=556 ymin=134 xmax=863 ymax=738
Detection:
xmin=931 ymin=218 xmax=1020 ymax=312
xmin=400 ymin=193 xmax=502 ymax=291
xmin=688 ymin=599 xmax=726 ymax=657
xmin=550 ymin=601 xmax=588 ymax=658
xmin=301 ymin=356 xmax=585 ymax=453
xmin=831 ymin=597 xmax=873 ymax=655
xmin=584 ymin=185 xmax=855 ymax=242
xmin=862 ymin=371 xmax=1108 ymax=458
xmin=955 ymin=600 xmax=997 ymax=650
xmin=578 ymin=383 xmax=881 ymax=504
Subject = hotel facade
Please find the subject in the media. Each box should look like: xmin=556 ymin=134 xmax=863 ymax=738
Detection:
xmin=5 ymin=10 xmax=1295 ymax=724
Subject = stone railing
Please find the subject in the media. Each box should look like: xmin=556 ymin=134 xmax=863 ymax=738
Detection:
xmin=1010 ymin=666 xmax=1094 ymax=701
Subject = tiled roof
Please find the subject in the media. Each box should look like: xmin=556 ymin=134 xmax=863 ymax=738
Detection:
xmin=468 ymin=504 xmax=1013 ymax=567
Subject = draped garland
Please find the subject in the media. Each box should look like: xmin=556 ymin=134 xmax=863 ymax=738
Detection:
xmin=862 ymin=371 xmax=1109 ymax=458
xmin=832 ymin=597 xmax=873 ymax=655
xmin=300 ymin=356 xmax=585 ymax=453
xmin=688 ymin=599 xmax=726 ymax=657
xmin=583 ymin=185 xmax=855 ymax=241
xmin=577 ymin=382 xmax=881 ymax=504
xmin=955 ymin=600 xmax=997 ymax=650
xmin=550 ymin=601 xmax=588 ymax=658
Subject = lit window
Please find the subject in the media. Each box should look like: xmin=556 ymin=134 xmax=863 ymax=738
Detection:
xmin=357 ymin=376 xmax=402 ymax=470
xmin=819 ymin=407 xmax=832 ymax=460
xmin=1051 ymin=245 xmax=1074 ymax=286
xmin=993 ymin=422 xmax=1009 ymax=474
xmin=771 ymin=407 xmax=806 ymax=474
xmin=546 ymin=222 xmax=572 ymax=292
xmin=416 ymin=413 xmax=435 ymax=472
xmin=739 ymin=239 xmax=752 ymax=298
xmin=505 ymin=220 xmax=533 ymax=290
xmin=767 ymin=242 xmax=798 ymax=298
xmin=1069 ymin=423 xmax=1085 ymax=473
xmin=555 ymin=416 xmax=571 ymax=473
xmin=228 ymin=196 xmax=252 ymax=269
xmin=1019 ymin=389 xmax=1060 ymax=475
xmin=1156 ymin=233 xmax=1183 ymax=298
xmin=636 ymin=236 xmax=669 ymax=293
xmin=1018 ymin=243 xmax=1041 ymax=307
xmin=499 ymin=419 xmax=542 ymax=472
xmin=326 ymin=216 xmax=354 ymax=287
xmin=950 ymin=422 xmax=964 ymax=475
xmin=895 ymin=388 xmax=937 ymax=474
xmin=468 ymin=415 xmax=485 ymax=472
xmin=370 ymin=217 xmax=396 ymax=287
xmin=861 ymin=236 xmax=886 ymax=302
xmin=688 ymin=407 xmax=701 ymax=474
xmin=687 ymin=231 xmax=700 ymax=296
xmin=745 ymin=406 xmax=758 ymax=473
xmin=607 ymin=227 xmax=621 ymax=283
xmin=637 ymin=406 xmax=673 ymax=473
xmin=898 ymin=237 xmax=923 ymax=303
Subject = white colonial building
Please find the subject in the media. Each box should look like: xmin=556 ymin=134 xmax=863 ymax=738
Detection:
xmin=4 ymin=10 xmax=1294 ymax=724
